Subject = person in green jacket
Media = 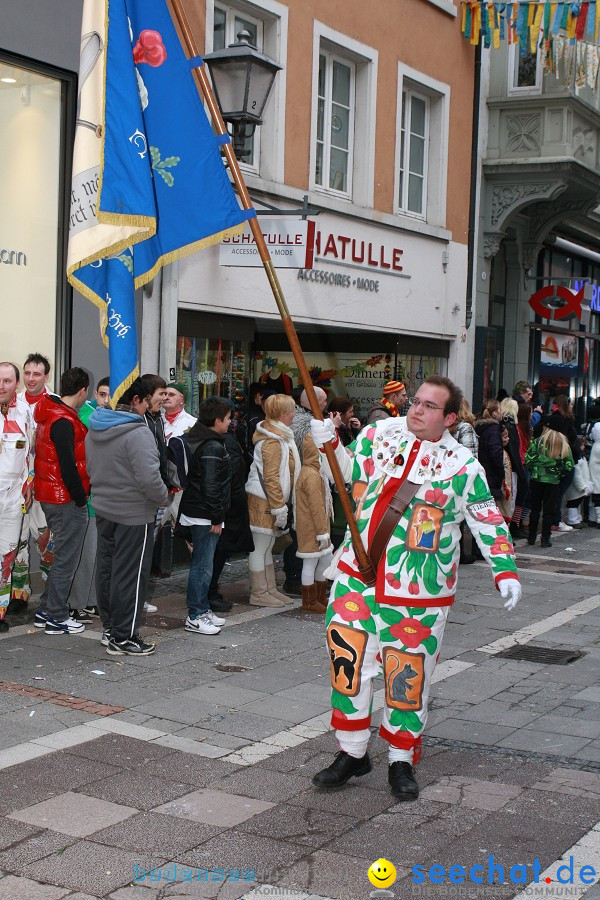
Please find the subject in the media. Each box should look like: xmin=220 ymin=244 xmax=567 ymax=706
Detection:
xmin=525 ymin=428 xmax=574 ymax=548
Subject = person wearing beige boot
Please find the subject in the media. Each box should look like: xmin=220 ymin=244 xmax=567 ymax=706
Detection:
xmin=246 ymin=394 xmax=300 ymax=607
xmin=295 ymin=433 xmax=333 ymax=613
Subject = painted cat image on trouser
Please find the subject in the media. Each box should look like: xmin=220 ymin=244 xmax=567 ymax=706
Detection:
xmin=326 ymin=578 xmax=450 ymax=763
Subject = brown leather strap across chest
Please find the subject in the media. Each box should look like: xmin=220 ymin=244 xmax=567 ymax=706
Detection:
xmin=368 ymin=479 xmax=420 ymax=574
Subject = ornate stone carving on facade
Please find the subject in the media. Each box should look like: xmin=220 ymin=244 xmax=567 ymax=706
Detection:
xmin=522 ymin=242 xmax=544 ymax=272
xmin=483 ymin=232 xmax=505 ymax=258
xmin=505 ymin=114 xmax=541 ymax=153
xmin=490 ymin=182 xmax=559 ymax=227
xmin=526 ymin=196 xmax=599 ymax=248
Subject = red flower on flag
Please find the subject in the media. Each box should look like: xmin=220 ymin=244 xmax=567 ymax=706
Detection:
xmin=332 ymin=592 xmax=371 ymax=622
xmin=390 ymin=617 xmax=431 ymax=648
xmin=490 ymin=535 xmax=514 ymax=556
xmin=133 ymin=30 xmax=167 ymax=67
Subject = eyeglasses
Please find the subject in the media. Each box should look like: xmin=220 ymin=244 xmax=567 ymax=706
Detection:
xmin=409 ymin=397 xmax=445 ymax=412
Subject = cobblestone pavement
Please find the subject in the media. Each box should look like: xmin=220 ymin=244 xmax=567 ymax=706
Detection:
xmin=0 ymin=525 xmax=599 ymax=899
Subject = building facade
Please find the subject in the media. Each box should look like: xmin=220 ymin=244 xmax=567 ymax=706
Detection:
xmin=475 ymin=25 xmax=600 ymax=418
xmin=2 ymin=0 xmax=475 ymax=410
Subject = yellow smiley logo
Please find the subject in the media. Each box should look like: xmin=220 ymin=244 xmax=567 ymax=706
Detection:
xmin=367 ymin=858 xmax=397 ymax=888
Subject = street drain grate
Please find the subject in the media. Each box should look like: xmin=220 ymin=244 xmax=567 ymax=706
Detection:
xmin=497 ymin=645 xmax=584 ymax=665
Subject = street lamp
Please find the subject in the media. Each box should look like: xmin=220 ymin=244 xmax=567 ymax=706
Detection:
xmin=204 ymin=30 xmax=281 ymax=160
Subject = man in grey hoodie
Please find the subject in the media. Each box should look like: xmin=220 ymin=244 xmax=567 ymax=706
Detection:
xmin=85 ymin=377 xmax=168 ymax=656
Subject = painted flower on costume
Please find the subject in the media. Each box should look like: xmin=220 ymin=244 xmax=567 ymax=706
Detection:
xmin=424 ymin=487 xmax=448 ymax=506
xmin=446 ymin=563 xmax=457 ymax=589
xmin=390 ymin=618 xmax=431 ymax=648
xmin=490 ymin=534 xmax=514 ymax=556
xmin=408 ymin=579 xmax=420 ymax=596
xmin=133 ymin=30 xmax=167 ymax=67
xmin=332 ymin=592 xmax=371 ymax=622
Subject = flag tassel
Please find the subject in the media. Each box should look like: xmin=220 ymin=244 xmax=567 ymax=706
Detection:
xmin=168 ymin=0 xmax=377 ymax=588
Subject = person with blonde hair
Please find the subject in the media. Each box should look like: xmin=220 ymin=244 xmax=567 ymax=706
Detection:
xmin=501 ymin=397 xmax=527 ymax=539
xmin=525 ymin=426 xmax=574 ymax=548
xmin=245 ymin=394 xmax=300 ymax=607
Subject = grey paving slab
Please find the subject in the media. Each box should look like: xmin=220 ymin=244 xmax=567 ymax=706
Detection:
xmin=278 ymin=848 xmax=389 ymax=899
xmin=426 ymin=718 xmax=518 ymax=746
xmin=9 ymin=791 xmax=137 ymax=837
xmin=273 ymin=682 xmax=331 ymax=704
xmin=574 ymin=685 xmax=600 ymax=702
xmin=454 ymin=700 xmax=542 ymax=729
xmin=0 ymin=830 xmax=78 ymax=870
xmin=0 ymin=816 xmax=41 ymax=849
xmin=76 ymin=770 xmax=196 ymax=811
xmin=176 ymin=831 xmax=308 ymax=885
xmin=290 ymin=784 xmax=395 ymax=820
xmin=238 ymin=695 xmax=329 ymax=724
xmin=218 ymin=768 xmax=313 ymax=803
xmin=155 ymin=789 xmax=274 ymax=827
xmin=197 ymin=711 xmax=290 ymax=741
xmin=131 ymin=698 xmax=229 ymax=726
xmin=238 ymin=804 xmax=355 ymax=849
xmin=91 ymin=810 xmax=223 ymax=856
xmin=496 ymin=729 xmax=592 ymax=755
xmin=529 ymin=713 xmax=600 ymax=739
xmin=180 ymin=683 xmax=269 ymax=707
xmin=0 ymin=876 xmax=71 ymax=899
xmin=174 ymin=726 xmax=252 ymax=750
xmin=18 ymin=841 xmax=167 ymax=896
xmin=0 ymin=751 xmax=123 ymax=816
xmin=63 ymin=733 xmax=177 ymax=766
xmin=142 ymin=752 xmax=239 ymax=786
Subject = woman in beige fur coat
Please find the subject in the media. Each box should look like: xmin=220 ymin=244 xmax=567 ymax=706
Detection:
xmin=295 ymin=434 xmax=333 ymax=613
xmin=245 ymin=394 xmax=300 ymax=607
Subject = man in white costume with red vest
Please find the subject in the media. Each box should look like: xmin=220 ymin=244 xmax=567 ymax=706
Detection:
xmin=310 ymin=375 xmax=521 ymax=801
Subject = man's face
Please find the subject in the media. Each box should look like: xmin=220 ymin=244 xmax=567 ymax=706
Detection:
xmin=406 ymin=384 xmax=456 ymax=441
xmin=131 ymin=395 xmax=149 ymax=416
xmin=341 ymin=406 xmax=355 ymax=426
xmin=163 ymin=388 xmax=184 ymax=413
xmin=390 ymin=389 xmax=408 ymax=408
xmin=95 ymin=385 xmax=111 ymax=408
xmin=522 ymin=388 xmax=533 ymax=403
xmin=214 ymin=411 xmax=231 ymax=434
xmin=317 ymin=391 xmax=327 ymax=412
xmin=0 ymin=365 xmax=18 ymax=405
xmin=23 ymin=363 xmax=48 ymax=396
xmin=148 ymin=387 xmax=166 ymax=414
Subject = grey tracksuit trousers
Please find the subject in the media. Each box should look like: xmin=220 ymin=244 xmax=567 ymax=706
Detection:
xmin=95 ymin=515 xmax=154 ymax=641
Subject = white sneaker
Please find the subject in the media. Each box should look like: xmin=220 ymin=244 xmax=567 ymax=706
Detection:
xmin=557 ymin=521 xmax=573 ymax=532
xmin=144 ymin=602 xmax=158 ymax=613
xmin=207 ymin=610 xmax=226 ymax=627
xmin=185 ymin=613 xmax=221 ymax=635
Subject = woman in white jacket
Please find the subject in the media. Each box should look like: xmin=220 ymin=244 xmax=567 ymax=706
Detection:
xmin=589 ymin=422 xmax=600 ymax=524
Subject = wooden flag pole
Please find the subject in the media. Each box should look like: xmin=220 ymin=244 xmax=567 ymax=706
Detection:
xmin=169 ymin=0 xmax=376 ymax=586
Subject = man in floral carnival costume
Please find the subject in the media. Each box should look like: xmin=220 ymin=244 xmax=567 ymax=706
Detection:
xmin=310 ymin=375 xmax=521 ymax=801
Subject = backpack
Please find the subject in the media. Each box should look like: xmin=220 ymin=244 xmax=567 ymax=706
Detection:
xmin=166 ymin=433 xmax=192 ymax=490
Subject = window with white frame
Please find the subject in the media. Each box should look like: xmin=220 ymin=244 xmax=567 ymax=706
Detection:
xmin=398 ymin=89 xmax=429 ymax=218
xmin=508 ymin=42 xmax=542 ymax=94
xmin=315 ymin=51 xmax=355 ymax=196
xmin=394 ymin=67 xmax=449 ymax=226
xmin=213 ymin=4 xmax=264 ymax=168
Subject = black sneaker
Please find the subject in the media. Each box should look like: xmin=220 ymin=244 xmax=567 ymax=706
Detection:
xmin=69 ymin=608 xmax=93 ymax=624
xmin=106 ymin=634 xmax=156 ymax=656
xmin=100 ymin=630 xmax=110 ymax=646
xmin=84 ymin=605 xmax=100 ymax=617
xmin=209 ymin=594 xmax=233 ymax=613
xmin=34 ymin=609 xmax=50 ymax=629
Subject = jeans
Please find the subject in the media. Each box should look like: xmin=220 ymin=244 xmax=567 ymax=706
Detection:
xmin=40 ymin=502 xmax=89 ymax=621
xmin=186 ymin=525 xmax=219 ymax=619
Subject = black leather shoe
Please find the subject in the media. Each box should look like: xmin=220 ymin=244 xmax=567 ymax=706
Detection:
xmin=388 ymin=762 xmax=419 ymax=801
xmin=209 ymin=594 xmax=233 ymax=613
xmin=312 ymin=751 xmax=372 ymax=788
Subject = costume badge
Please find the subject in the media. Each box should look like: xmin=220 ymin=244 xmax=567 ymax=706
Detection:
xmin=15 ymin=440 xmax=26 ymax=449
xmin=384 ymin=648 xmax=425 ymax=711
xmin=327 ymin=623 xmax=367 ymax=697
xmin=405 ymin=503 xmax=443 ymax=554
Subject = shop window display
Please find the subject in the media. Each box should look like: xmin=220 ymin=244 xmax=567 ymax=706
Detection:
xmin=175 ymin=336 xmax=249 ymax=418
xmin=254 ymin=351 xmax=446 ymax=421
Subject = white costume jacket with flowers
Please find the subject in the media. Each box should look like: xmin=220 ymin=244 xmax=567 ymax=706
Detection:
xmin=325 ymin=416 xmax=518 ymax=605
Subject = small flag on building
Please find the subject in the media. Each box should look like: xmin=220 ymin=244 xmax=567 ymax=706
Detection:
xmin=67 ymin=0 xmax=251 ymax=402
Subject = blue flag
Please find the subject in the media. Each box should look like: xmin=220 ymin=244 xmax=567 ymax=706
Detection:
xmin=67 ymin=0 xmax=251 ymax=401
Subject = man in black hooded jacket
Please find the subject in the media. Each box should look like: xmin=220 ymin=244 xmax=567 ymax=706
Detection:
xmin=179 ymin=397 xmax=232 ymax=636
